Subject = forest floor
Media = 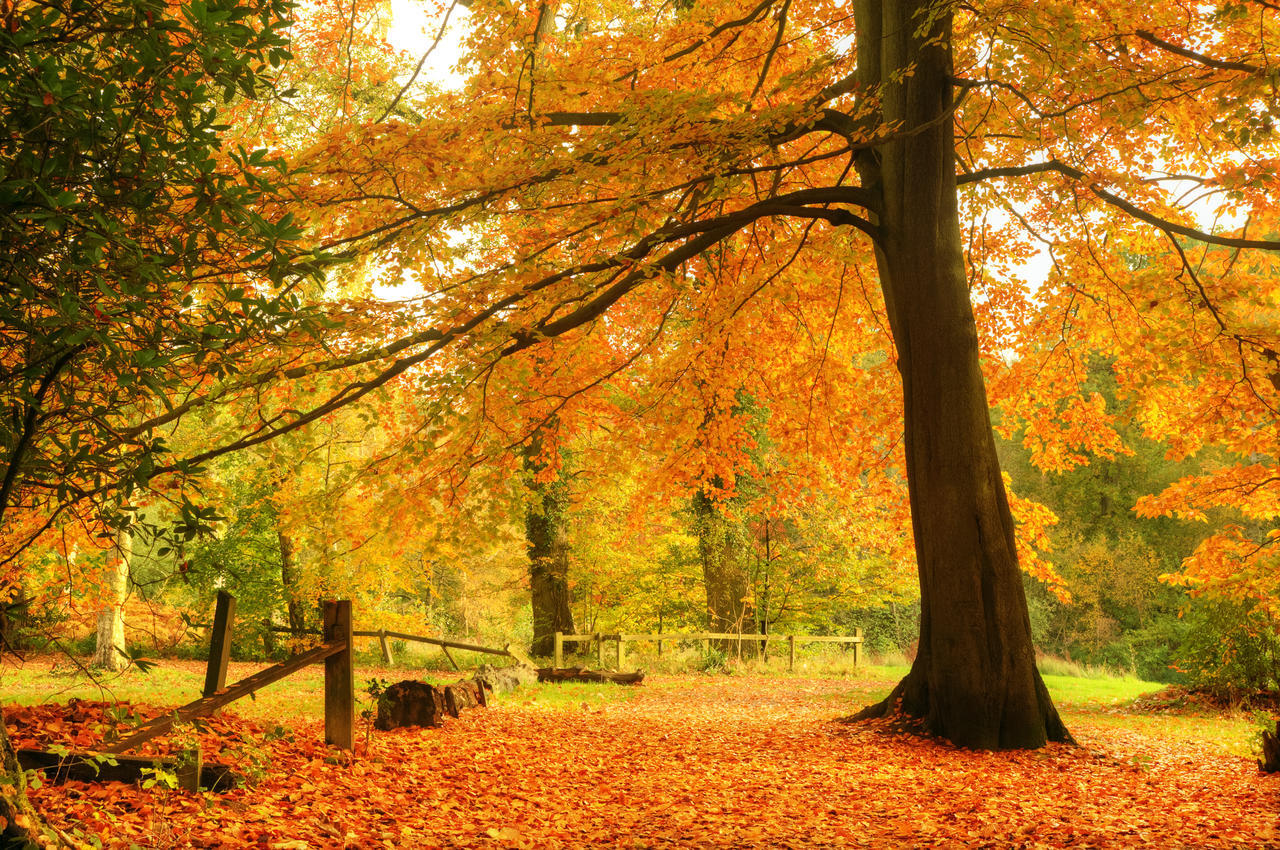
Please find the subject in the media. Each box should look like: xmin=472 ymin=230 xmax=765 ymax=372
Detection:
xmin=3 ymin=657 xmax=1278 ymax=848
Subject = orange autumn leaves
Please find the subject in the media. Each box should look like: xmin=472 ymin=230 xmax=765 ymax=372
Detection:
xmin=9 ymin=675 xmax=1280 ymax=848
xmin=149 ymin=0 xmax=1280 ymax=612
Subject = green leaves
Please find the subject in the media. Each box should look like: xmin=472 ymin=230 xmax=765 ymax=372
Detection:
xmin=0 ymin=0 xmax=331 ymax=564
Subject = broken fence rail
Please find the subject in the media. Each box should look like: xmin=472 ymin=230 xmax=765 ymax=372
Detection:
xmin=262 ymin=625 xmax=528 ymax=669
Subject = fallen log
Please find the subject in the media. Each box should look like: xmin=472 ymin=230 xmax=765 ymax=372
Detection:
xmin=16 ymin=748 xmax=242 ymax=791
xmin=374 ymin=678 xmax=491 ymax=731
xmin=1261 ymin=720 xmax=1280 ymax=773
xmin=536 ymin=667 xmax=645 ymax=685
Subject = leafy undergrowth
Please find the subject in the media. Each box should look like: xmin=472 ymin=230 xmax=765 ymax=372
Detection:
xmin=1130 ymin=685 xmax=1280 ymax=714
xmin=6 ymin=676 xmax=1280 ymax=848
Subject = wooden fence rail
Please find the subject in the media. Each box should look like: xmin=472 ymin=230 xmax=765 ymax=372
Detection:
xmin=552 ymin=629 xmax=863 ymax=671
xmin=262 ymin=625 xmax=527 ymax=670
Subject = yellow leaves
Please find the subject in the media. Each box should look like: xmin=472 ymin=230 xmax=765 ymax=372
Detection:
xmin=1161 ymin=522 xmax=1280 ymax=611
xmin=1136 ymin=463 xmax=1280 ymax=524
xmin=485 ymin=826 xmax=522 ymax=841
xmin=1005 ymin=475 xmax=1068 ymax=601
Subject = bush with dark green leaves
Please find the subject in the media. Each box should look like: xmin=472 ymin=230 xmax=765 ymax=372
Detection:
xmin=1176 ymin=596 xmax=1280 ymax=701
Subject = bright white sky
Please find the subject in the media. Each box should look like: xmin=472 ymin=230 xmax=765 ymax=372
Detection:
xmin=386 ymin=0 xmax=468 ymax=89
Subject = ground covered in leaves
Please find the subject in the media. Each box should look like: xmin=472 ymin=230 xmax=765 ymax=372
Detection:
xmin=7 ymin=672 xmax=1280 ymax=848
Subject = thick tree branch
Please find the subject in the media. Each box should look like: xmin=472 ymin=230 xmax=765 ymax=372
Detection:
xmin=122 ymin=186 xmax=872 ymax=481
xmin=1135 ymin=29 xmax=1264 ymax=74
xmin=959 ymin=160 xmax=1280 ymax=250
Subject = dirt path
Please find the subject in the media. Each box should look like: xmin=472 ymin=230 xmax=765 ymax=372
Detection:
xmin=14 ymin=675 xmax=1280 ymax=847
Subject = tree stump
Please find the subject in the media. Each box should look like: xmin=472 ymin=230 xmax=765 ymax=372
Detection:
xmin=1260 ymin=720 xmax=1280 ymax=773
xmin=374 ymin=678 xmax=493 ymax=731
xmin=375 ymin=681 xmax=447 ymax=730
xmin=444 ymin=681 xmax=487 ymax=716
xmin=474 ymin=663 xmax=537 ymax=695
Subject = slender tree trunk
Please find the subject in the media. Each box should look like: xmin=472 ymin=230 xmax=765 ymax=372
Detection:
xmin=524 ymin=430 xmax=575 ymax=657
xmin=692 ymin=491 xmax=756 ymax=655
xmin=278 ymin=529 xmax=306 ymax=636
xmin=849 ymin=0 xmax=1070 ymax=749
xmin=0 ymin=584 xmax=25 ymax=654
xmin=92 ymin=526 xmax=131 ymax=671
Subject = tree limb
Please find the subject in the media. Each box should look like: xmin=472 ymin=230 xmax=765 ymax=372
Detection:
xmin=1135 ymin=29 xmax=1264 ymax=74
xmin=959 ymin=160 xmax=1280 ymax=250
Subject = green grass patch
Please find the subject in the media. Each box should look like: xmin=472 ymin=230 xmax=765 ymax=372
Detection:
xmin=0 ymin=656 xmax=637 ymax=726
xmin=504 ymin=680 xmax=641 ymax=711
xmin=1041 ymin=672 xmax=1165 ymax=708
xmin=0 ymin=659 xmax=203 ymax=708
xmin=1036 ymin=654 xmax=1117 ymax=679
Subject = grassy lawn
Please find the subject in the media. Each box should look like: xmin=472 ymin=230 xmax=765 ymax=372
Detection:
xmin=1 ymin=653 xmax=1263 ymax=760
xmin=0 ymin=654 xmax=644 ymax=727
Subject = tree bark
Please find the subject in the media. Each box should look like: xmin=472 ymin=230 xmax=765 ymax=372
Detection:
xmin=0 ymin=584 xmax=25 ymax=654
xmin=524 ymin=429 xmax=575 ymax=657
xmin=277 ymin=529 xmax=306 ymax=636
xmin=1260 ymin=720 xmax=1279 ymax=773
xmin=849 ymin=0 xmax=1071 ymax=749
xmin=0 ymin=713 xmax=40 ymax=848
xmin=92 ymin=526 xmax=131 ymax=671
xmin=692 ymin=491 xmax=756 ymax=655
xmin=374 ymin=678 xmax=490 ymax=730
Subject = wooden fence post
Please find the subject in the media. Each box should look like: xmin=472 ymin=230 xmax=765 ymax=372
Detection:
xmin=203 ymin=591 xmax=236 ymax=698
xmin=323 ymin=600 xmax=354 ymax=750
xmin=554 ymin=632 xmax=563 ymax=668
xmin=177 ymin=742 xmax=203 ymax=793
xmin=787 ymin=634 xmax=796 ymax=672
xmin=853 ymin=627 xmax=863 ymax=667
xmin=616 ymin=635 xmax=625 ymax=670
xmin=378 ymin=629 xmax=394 ymax=666
xmin=596 ymin=632 xmax=603 ymax=667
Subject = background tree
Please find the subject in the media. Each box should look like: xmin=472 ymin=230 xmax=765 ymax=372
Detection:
xmin=523 ymin=422 xmax=576 ymax=656
xmin=91 ymin=526 xmax=132 ymax=671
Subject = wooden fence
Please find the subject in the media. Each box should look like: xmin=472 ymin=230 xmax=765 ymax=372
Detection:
xmin=553 ymin=629 xmax=863 ymax=672
xmin=265 ymin=625 xmax=531 ymax=669
xmin=358 ymin=629 xmax=532 ymax=670
xmin=99 ymin=593 xmax=355 ymax=778
xmin=25 ymin=594 xmax=531 ymax=791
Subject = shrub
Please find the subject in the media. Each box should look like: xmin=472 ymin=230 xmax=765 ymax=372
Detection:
xmin=1176 ymin=596 xmax=1280 ymax=701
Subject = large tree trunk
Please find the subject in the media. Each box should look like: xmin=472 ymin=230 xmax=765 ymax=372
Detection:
xmin=692 ymin=491 xmax=756 ymax=655
xmin=524 ymin=430 xmax=575 ymax=657
xmin=850 ymin=0 xmax=1071 ymax=749
xmin=92 ymin=526 xmax=130 ymax=671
